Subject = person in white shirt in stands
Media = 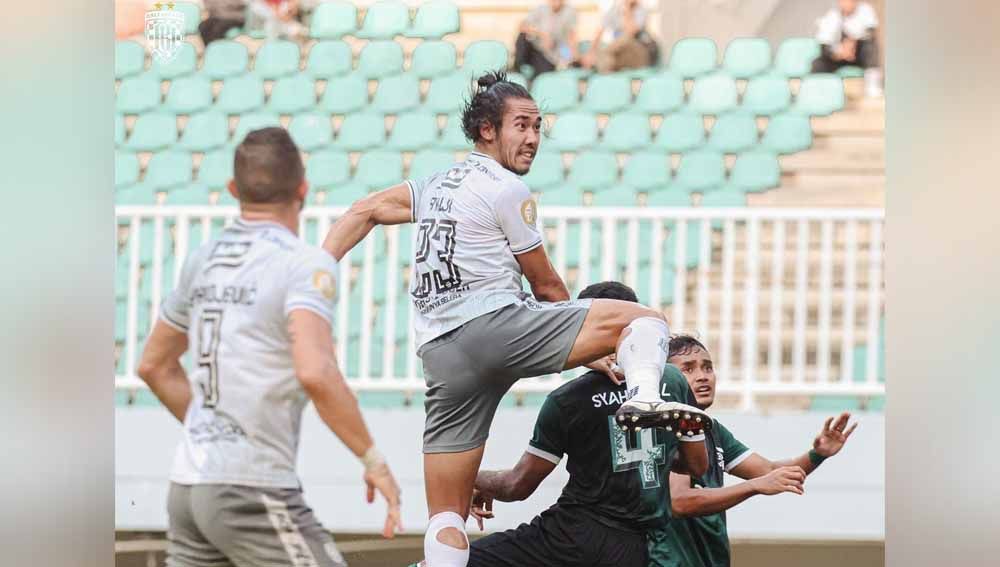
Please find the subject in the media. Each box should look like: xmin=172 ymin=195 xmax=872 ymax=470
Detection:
xmin=811 ymin=0 xmax=883 ymax=97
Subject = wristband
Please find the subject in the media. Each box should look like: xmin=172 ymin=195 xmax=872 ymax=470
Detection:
xmin=361 ymin=446 xmax=386 ymax=472
xmin=808 ymin=449 xmax=827 ymax=466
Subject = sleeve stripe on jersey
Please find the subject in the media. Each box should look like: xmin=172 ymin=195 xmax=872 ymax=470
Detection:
xmin=724 ymin=449 xmax=754 ymax=472
xmin=405 ymin=180 xmax=417 ymax=222
xmin=510 ymin=238 xmax=544 ymax=255
xmin=285 ymin=302 xmax=334 ymax=326
xmin=159 ymin=310 xmax=189 ymax=332
xmin=525 ymin=444 xmax=562 ymax=465
xmin=679 ymin=433 xmax=707 ymax=443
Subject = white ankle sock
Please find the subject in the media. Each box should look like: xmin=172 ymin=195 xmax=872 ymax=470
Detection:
xmin=617 ymin=316 xmax=670 ymax=403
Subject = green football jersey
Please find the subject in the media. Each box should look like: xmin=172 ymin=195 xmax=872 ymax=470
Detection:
xmin=527 ymin=365 xmax=701 ymax=533
xmin=646 ymin=420 xmax=752 ymax=567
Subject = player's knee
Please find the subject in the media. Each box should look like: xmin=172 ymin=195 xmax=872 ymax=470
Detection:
xmin=436 ymin=527 xmax=468 ymax=550
xmin=424 ymin=512 xmax=469 ymax=567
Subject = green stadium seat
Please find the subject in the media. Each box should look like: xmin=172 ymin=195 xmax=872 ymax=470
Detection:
xmin=645 ymin=187 xmax=690 ymax=207
xmin=117 ymin=73 xmax=161 ymax=114
xmin=310 ymin=1 xmax=358 ymax=39
xmin=173 ymin=2 xmax=201 ymax=35
xmin=178 ymin=111 xmax=229 ymax=151
xmin=215 ymin=73 xmax=265 ymax=114
xmin=506 ymin=72 xmax=529 ymax=87
xmin=116 ymin=41 xmax=145 ymax=79
xmin=326 ymin=182 xmax=369 ymax=206
xmin=665 ymin=221 xmax=704 ymax=269
xmin=253 ymin=40 xmax=301 ymax=79
xmin=537 ymin=184 xmax=583 ymax=206
xmin=357 ymin=0 xmax=410 ymax=40
xmin=146 ymin=151 xmax=193 ymax=191
xmin=306 ymin=150 xmax=351 ymax=189
xmin=567 ymin=151 xmax=618 ymax=192
xmin=198 ymin=149 xmax=234 ymax=190
xmin=115 ymin=114 xmax=126 ymax=146
xmin=409 ymin=149 xmax=454 ymax=180
xmin=357 ymin=40 xmax=405 ymax=78
xmin=116 ymin=182 xmax=158 ymax=205
xmin=867 ymin=396 xmax=885 ymax=411
xmin=164 ymin=74 xmax=213 ymax=114
xmin=837 ymin=65 xmax=864 ymax=78
xmin=319 ymin=74 xmax=369 ymax=114
xmin=372 ymin=73 xmax=421 ymax=114
xmin=437 ymin=116 xmax=469 ymax=150
xmin=547 ymin=112 xmax=597 ymax=151
xmin=355 ymin=150 xmax=403 ymax=189
xmin=581 ymin=73 xmax=632 ymax=114
xmin=530 ymin=71 xmax=578 ymax=113
xmin=333 ymin=113 xmax=385 ymax=151
xmin=707 ymin=112 xmax=758 ymax=153
xmin=125 ymin=112 xmax=177 ymax=151
xmin=288 ymin=112 xmax=333 ymax=151
xmin=668 ymin=38 xmax=718 ymax=78
xmin=462 ymin=41 xmax=509 ymax=77
xmin=407 ymin=0 xmax=460 ymax=38
xmin=675 ymin=150 xmax=725 ymax=192
xmin=387 ymin=112 xmax=437 ymax=151
xmin=591 ymin=184 xmax=639 ymax=206
xmin=810 ymin=396 xmax=862 ymax=412
xmin=232 ymin=111 xmax=280 ymax=144
xmin=741 ymin=75 xmax=791 ymax=116
xmin=701 ymin=187 xmax=747 ymax=208
xmin=722 ymin=38 xmax=771 ymax=79
xmin=689 ymin=72 xmax=738 ymax=115
xmin=165 ymin=183 xmax=212 ymax=205
xmin=760 ymin=112 xmax=812 ymax=154
xmin=410 ymin=40 xmax=458 ymax=79
xmin=215 ymin=186 xmax=239 ymax=206
xmin=305 ymin=41 xmax=353 ymax=79
xmin=792 ymin=74 xmax=844 ymax=116
xmin=730 ymin=150 xmax=780 ymax=192
xmin=202 ymin=41 xmax=249 ymax=79
xmin=634 ymin=73 xmax=684 ymax=114
xmin=623 ymin=151 xmax=669 ymax=192
xmin=635 ymin=265 xmax=676 ymax=306
xmin=150 ymin=41 xmax=197 ymax=79
xmin=774 ymin=37 xmax=820 ymax=78
xmin=521 ymin=151 xmax=563 ymax=190
xmin=268 ymin=75 xmax=316 ymax=114
xmin=600 ymin=113 xmax=651 ymax=152
xmin=115 ymin=152 xmax=140 ymax=189
xmin=653 ymin=112 xmax=705 ymax=153
xmin=425 ymin=72 xmax=471 ymax=114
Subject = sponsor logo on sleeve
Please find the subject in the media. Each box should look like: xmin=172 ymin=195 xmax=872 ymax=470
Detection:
xmin=520 ymin=198 xmax=538 ymax=227
xmin=312 ymin=270 xmax=336 ymax=300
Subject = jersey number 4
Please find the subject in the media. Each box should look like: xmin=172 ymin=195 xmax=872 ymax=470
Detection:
xmin=197 ymin=309 xmax=223 ymax=408
xmin=607 ymin=416 xmax=666 ymax=489
xmin=412 ymin=218 xmax=462 ymax=298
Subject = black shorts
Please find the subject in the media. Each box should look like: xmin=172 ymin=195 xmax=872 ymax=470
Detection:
xmin=469 ymin=506 xmax=648 ymax=567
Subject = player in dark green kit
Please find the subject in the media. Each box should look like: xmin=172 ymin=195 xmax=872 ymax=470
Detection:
xmin=647 ymin=335 xmax=859 ymax=567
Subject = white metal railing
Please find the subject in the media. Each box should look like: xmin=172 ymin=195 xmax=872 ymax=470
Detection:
xmin=115 ymin=206 xmax=885 ymax=407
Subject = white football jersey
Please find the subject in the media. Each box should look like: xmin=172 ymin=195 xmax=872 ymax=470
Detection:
xmin=406 ymin=151 xmax=543 ymax=347
xmin=160 ymin=218 xmax=339 ymax=488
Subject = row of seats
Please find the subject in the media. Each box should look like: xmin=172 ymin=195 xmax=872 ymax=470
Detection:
xmin=309 ymin=0 xmax=459 ymax=41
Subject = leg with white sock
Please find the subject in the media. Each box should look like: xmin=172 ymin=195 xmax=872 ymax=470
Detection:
xmin=424 ymin=512 xmax=470 ymax=567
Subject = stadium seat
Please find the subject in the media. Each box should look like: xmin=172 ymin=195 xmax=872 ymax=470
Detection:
xmin=215 ymin=73 xmax=265 ymax=114
xmin=622 ymin=151 xmax=670 ymax=192
xmin=741 ymin=75 xmax=791 ymax=116
xmin=267 ymin=75 xmax=316 ymax=114
xmin=537 ymin=184 xmax=583 ymax=206
xmin=793 ymin=74 xmax=845 ymax=116
xmin=357 ymin=0 xmax=410 ymax=40
xmin=707 ymin=112 xmax=758 ymax=153
xmin=198 ymin=149 xmax=234 ymax=190
xmin=410 ymin=41 xmax=458 ymax=79
xmin=653 ymin=112 xmax=705 ymax=153
xmin=253 ymin=40 xmax=301 ymax=79
xmin=645 ymin=187 xmax=690 ymax=207
xmin=116 ymin=182 xmax=158 ymax=205
xmin=581 ymin=73 xmax=632 ymax=114
xmin=675 ymin=150 xmax=725 ymax=192
xmin=310 ymin=1 xmax=358 ymax=39
xmin=164 ymin=74 xmax=213 ymax=114
xmin=145 ymin=151 xmax=193 ymax=191
xmin=437 ymin=116 xmax=469 ymax=150
xmin=774 ymin=37 xmax=820 ymax=78
xmin=288 ymin=112 xmax=333 ymax=151
xmin=357 ymin=40 xmax=405 ymax=78
xmin=326 ymin=182 xmax=370 ymax=206
xmin=407 ymin=0 xmax=460 ymax=38
xmin=115 ymin=41 xmax=145 ymax=79
xmin=355 ymin=150 xmax=404 ymax=189
xmin=635 ymin=265 xmax=676 ymax=306
xmin=810 ymin=396 xmax=862 ymax=412
xmin=115 ymin=152 xmax=140 ymax=189
xmin=730 ymin=150 xmax=780 ymax=192
xmin=386 ymin=112 xmax=437 ymax=151
xmin=425 ymin=72 xmax=471 ymax=114
xmin=149 ymin=41 xmax=197 ymax=79
xmin=215 ymin=187 xmax=239 ymax=206
xmin=634 ymin=72 xmax=684 ymax=114
xmin=202 ymin=41 xmax=249 ymax=79
xmin=462 ymin=41 xmax=509 ymax=77
xmin=568 ymin=151 xmax=619 ymax=192
xmin=591 ymin=184 xmax=639 ymax=206
xmin=601 ymin=113 xmax=652 ymax=152
xmin=722 ymin=38 xmax=771 ymax=79
xmin=409 ymin=149 xmax=455 ymax=180
xmin=232 ymin=111 xmax=280 ymax=144
xmin=306 ymin=150 xmax=351 ymax=189
xmin=547 ymin=112 xmax=597 ymax=151
xmin=305 ymin=41 xmax=354 ymax=79
xmin=760 ymin=112 xmax=812 ymax=154
xmin=668 ymin=38 xmax=718 ymax=78
xmin=178 ymin=110 xmax=229 ymax=151
xmin=165 ymin=183 xmax=212 ymax=205
xmin=319 ymin=74 xmax=369 ymax=114
xmin=837 ymin=65 xmax=864 ymax=78
xmin=125 ymin=112 xmax=177 ymax=151
xmin=173 ymin=2 xmax=201 ymax=35
xmin=115 ymin=114 xmax=126 ymax=146
xmin=333 ymin=113 xmax=386 ymax=151
xmin=520 ymin=151 xmax=563 ymax=190
xmin=116 ymin=73 xmax=161 ymax=114
xmin=701 ymin=187 xmax=748 ymax=207
xmin=372 ymin=73 xmax=421 ymax=114
xmin=530 ymin=72 xmax=580 ymax=114
xmin=689 ymin=72 xmax=738 ymax=115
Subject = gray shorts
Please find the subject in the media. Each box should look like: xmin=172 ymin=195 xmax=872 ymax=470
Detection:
xmin=419 ymin=296 xmax=592 ymax=453
xmin=166 ymin=482 xmax=347 ymax=567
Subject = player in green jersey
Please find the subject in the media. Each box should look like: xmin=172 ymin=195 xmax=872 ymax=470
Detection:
xmin=647 ymin=335 xmax=859 ymax=567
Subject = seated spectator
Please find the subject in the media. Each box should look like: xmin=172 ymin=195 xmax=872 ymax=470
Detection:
xmin=514 ymin=0 xmax=580 ymax=77
xmin=246 ymin=0 xmax=305 ymax=41
xmin=583 ymin=0 xmax=658 ymax=74
xmin=811 ymin=0 xmax=883 ymax=97
xmin=199 ymin=0 xmax=247 ymax=46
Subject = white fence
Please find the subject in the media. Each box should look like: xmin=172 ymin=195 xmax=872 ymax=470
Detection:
xmin=114 ymin=206 xmax=884 ymax=409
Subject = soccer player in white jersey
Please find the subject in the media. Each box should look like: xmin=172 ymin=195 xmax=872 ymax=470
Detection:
xmin=321 ymin=72 xmax=709 ymax=567
xmin=137 ymin=128 xmax=402 ymax=567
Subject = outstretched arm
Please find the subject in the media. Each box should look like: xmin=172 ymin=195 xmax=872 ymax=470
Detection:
xmin=669 ymin=466 xmax=805 ymax=518
xmin=322 ymin=183 xmax=412 ymax=261
xmin=136 ymin=321 xmax=192 ymax=422
xmin=470 ymin=452 xmax=557 ymax=529
xmin=729 ymin=412 xmax=858 ymax=480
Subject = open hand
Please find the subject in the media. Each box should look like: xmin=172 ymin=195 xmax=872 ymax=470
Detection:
xmin=470 ymin=488 xmax=495 ymax=530
xmin=585 ymin=355 xmax=624 ymax=385
xmin=751 ymin=466 xmax=806 ymax=496
xmin=364 ymin=463 xmax=402 ymax=538
xmin=813 ymin=412 xmax=858 ymax=458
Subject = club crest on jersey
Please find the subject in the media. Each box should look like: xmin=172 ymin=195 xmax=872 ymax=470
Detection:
xmin=312 ymin=270 xmax=336 ymax=300
xmin=520 ymin=198 xmax=538 ymax=227
xmin=145 ymin=3 xmax=185 ymax=64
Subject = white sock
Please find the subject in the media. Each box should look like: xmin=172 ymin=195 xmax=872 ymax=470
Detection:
xmin=617 ymin=316 xmax=670 ymax=404
xmin=424 ymin=512 xmax=469 ymax=567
